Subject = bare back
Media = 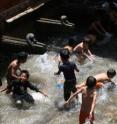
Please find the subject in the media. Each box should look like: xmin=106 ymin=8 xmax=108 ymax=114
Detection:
xmin=94 ymin=73 xmax=110 ymax=83
xmin=81 ymin=87 xmax=97 ymax=113
xmin=73 ymin=42 xmax=83 ymax=54
xmin=7 ymin=60 xmax=20 ymax=79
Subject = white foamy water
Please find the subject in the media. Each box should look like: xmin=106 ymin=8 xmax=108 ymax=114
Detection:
xmin=0 ymin=49 xmax=117 ymax=124
xmin=31 ymin=92 xmax=52 ymax=104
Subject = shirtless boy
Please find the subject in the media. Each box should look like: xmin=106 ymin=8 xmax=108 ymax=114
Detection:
xmin=6 ymin=52 xmax=28 ymax=93
xmin=73 ymin=36 xmax=95 ymax=64
xmin=76 ymin=68 xmax=116 ymax=89
xmin=65 ymin=76 xmax=97 ymax=124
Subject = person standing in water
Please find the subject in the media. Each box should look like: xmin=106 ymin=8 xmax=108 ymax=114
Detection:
xmin=64 ymin=76 xmax=97 ymax=124
xmin=54 ymin=48 xmax=79 ymax=101
xmin=6 ymin=52 xmax=28 ymax=93
xmin=73 ymin=36 xmax=95 ymax=64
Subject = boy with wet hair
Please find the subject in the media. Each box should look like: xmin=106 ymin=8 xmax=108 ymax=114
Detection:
xmin=54 ymin=48 xmax=79 ymax=101
xmin=77 ymin=68 xmax=116 ymax=89
xmin=64 ymin=76 xmax=97 ymax=124
xmin=64 ymin=38 xmax=76 ymax=54
xmin=6 ymin=51 xmax=28 ymax=93
xmin=107 ymin=68 xmax=116 ymax=79
xmin=73 ymin=36 xmax=95 ymax=64
xmin=11 ymin=70 xmax=47 ymax=105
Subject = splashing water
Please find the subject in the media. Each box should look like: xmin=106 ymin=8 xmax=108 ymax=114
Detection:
xmin=0 ymin=49 xmax=117 ymax=124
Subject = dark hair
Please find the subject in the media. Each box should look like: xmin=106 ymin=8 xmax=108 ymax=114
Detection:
xmin=107 ymin=69 xmax=116 ymax=78
xmin=83 ymin=36 xmax=91 ymax=44
xmin=17 ymin=52 xmax=28 ymax=62
xmin=21 ymin=70 xmax=29 ymax=78
xmin=60 ymin=48 xmax=70 ymax=60
xmin=68 ymin=38 xmax=75 ymax=46
xmin=86 ymin=76 xmax=96 ymax=89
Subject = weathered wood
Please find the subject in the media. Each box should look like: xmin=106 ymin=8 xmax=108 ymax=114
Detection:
xmin=36 ymin=17 xmax=75 ymax=38
xmin=0 ymin=0 xmax=51 ymax=21
xmin=6 ymin=3 xmax=45 ymax=23
xmin=0 ymin=35 xmax=46 ymax=54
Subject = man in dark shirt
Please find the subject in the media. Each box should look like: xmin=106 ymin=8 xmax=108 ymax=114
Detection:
xmin=12 ymin=70 xmax=47 ymax=105
xmin=55 ymin=49 xmax=79 ymax=101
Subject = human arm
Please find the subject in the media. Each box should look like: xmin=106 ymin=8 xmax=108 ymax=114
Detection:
xmin=54 ymin=64 xmax=62 ymax=75
xmin=38 ymin=90 xmax=48 ymax=97
xmin=1 ymin=80 xmax=19 ymax=93
xmin=0 ymin=87 xmax=8 ymax=92
xmin=89 ymin=91 xmax=97 ymax=120
xmin=64 ymin=88 xmax=82 ymax=105
xmin=28 ymin=82 xmax=48 ymax=97
xmin=74 ymin=63 xmax=79 ymax=72
xmin=76 ymin=82 xmax=86 ymax=89
xmin=73 ymin=44 xmax=80 ymax=52
xmin=54 ymin=70 xmax=61 ymax=75
xmin=84 ymin=50 xmax=95 ymax=62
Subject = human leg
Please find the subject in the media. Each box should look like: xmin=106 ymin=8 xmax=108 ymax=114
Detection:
xmin=6 ymin=77 xmax=13 ymax=94
xmin=79 ymin=111 xmax=94 ymax=124
xmin=64 ymin=83 xmax=71 ymax=101
xmin=23 ymin=93 xmax=34 ymax=104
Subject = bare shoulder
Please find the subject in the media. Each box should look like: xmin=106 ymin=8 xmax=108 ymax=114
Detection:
xmin=74 ymin=42 xmax=82 ymax=49
xmin=10 ymin=60 xmax=18 ymax=68
xmin=81 ymin=86 xmax=87 ymax=92
xmin=93 ymin=89 xmax=97 ymax=96
xmin=94 ymin=73 xmax=108 ymax=81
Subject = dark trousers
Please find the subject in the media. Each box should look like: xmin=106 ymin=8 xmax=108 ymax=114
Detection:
xmin=6 ymin=77 xmax=14 ymax=93
xmin=64 ymin=80 xmax=77 ymax=101
xmin=13 ymin=93 xmax=34 ymax=104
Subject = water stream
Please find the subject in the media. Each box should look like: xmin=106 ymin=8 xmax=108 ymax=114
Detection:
xmin=0 ymin=39 xmax=117 ymax=124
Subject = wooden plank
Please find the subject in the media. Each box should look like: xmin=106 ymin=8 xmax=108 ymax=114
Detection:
xmin=0 ymin=35 xmax=46 ymax=54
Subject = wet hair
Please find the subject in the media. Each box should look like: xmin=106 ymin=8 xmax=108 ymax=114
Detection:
xmin=68 ymin=38 xmax=75 ymax=46
xmin=86 ymin=76 xmax=96 ymax=89
xmin=60 ymin=48 xmax=70 ymax=60
xmin=107 ymin=69 xmax=116 ymax=78
xmin=20 ymin=70 xmax=29 ymax=78
xmin=17 ymin=51 xmax=28 ymax=62
xmin=83 ymin=36 xmax=91 ymax=44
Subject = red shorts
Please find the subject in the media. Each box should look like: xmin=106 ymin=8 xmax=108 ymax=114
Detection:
xmin=79 ymin=111 xmax=95 ymax=124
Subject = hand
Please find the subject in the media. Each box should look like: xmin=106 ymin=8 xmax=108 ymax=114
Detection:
xmin=76 ymin=85 xmax=81 ymax=89
xmin=91 ymin=55 xmax=95 ymax=59
xmin=43 ymin=92 xmax=48 ymax=97
xmin=64 ymin=101 xmax=69 ymax=107
xmin=88 ymin=112 xmax=92 ymax=120
xmin=19 ymin=76 xmax=26 ymax=80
